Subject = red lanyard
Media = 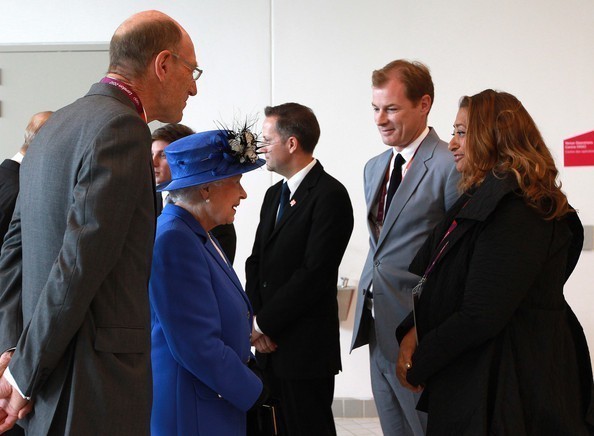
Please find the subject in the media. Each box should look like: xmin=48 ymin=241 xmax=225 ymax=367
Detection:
xmin=100 ymin=77 xmax=146 ymax=122
xmin=422 ymin=219 xmax=457 ymax=279
xmin=376 ymin=167 xmax=391 ymax=224
xmin=412 ymin=200 xmax=462 ymax=341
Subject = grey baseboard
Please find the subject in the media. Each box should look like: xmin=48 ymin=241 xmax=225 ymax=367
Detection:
xmin=332 ymin=397 xmax=378 ymax=418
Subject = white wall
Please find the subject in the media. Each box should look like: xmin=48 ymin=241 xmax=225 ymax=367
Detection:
xmin=1 ymin=0 xmax=593 ymax=400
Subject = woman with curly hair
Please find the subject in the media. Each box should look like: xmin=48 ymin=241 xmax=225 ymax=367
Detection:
xmin=396 ymin=89 xmax=593 ymax=435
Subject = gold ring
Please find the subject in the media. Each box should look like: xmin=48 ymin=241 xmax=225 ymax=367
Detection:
xmin=405 ymin=362 xmax=412 ymax=369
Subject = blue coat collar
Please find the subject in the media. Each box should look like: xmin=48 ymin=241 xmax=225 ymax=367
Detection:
xmin=161 ymin=204 xmax=250 ymax=308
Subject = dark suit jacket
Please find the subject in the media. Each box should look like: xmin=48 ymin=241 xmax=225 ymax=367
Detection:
xmin=0 ymin=83 xmax=155 ymax=435
xmin=245 ymin=161 xmax=353 ymax=379
xmin=0 ymin=159 xmax=20 ymax=241
xmin=210 ymin=223 xmax=237 ymax=265
xmin=0 ymin=159 xmax=24 ymax=435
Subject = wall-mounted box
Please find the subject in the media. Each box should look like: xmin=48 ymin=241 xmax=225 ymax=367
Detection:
xmin=584 ymin=225 xmax=593 ymax=250
xmin=338 ymin=286 xmax=355 ymax=321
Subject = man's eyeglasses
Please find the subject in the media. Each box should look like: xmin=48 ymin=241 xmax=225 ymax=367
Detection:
xmin=172 ymin=53 xmax=203 ymax=81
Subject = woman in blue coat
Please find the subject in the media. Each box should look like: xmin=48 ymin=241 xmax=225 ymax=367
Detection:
xmin=149 ymin=127 xmax=265 ymax=435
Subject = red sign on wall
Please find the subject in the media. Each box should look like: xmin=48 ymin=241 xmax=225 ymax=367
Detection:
xmin=564 ymin=131 xmax=594 ymax=166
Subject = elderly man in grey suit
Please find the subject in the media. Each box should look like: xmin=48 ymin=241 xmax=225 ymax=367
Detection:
xmin=351 ymin=60 xmax=460 ymax=435
xmin=0 ymin=10 xmax=199 ymax=434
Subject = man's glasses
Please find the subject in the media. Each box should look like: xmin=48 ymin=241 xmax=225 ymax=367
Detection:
xmin=172 ymin=53 xmax=203 ymax=81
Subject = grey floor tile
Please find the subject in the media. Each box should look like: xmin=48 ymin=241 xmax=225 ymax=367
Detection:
xmin=335 ymin=417 xmax=382 ymax=436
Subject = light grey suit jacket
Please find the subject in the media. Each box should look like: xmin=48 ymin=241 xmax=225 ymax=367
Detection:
xmin=0 ymin=83 xmax=155 ymax=435
xmin=351 ymin=128 xmax=460 ymax=362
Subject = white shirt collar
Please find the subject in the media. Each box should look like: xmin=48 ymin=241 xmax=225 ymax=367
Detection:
xmin=393 ymin=126 xmax=430 ymax=162
xmin=284 ymin=158 xmax=317 ymax=197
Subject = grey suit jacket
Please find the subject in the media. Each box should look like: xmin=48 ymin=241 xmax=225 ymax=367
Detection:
xmin=350 ymin=128 xmax=460 ymax=362
xmin=0 ymin=83 xmax=155 ymax=435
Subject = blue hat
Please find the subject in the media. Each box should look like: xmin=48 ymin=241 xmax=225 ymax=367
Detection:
xmin=158 ymin=129 xmax=265 ymax=192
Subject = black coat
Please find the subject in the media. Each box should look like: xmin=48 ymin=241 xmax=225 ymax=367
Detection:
xmin=245 ymin=161 xmax=353 ymax=379
xmin=397 ymin=173 xmax=594 ymax=435
xmin=0 ymin=159 xmax=20 ymax=240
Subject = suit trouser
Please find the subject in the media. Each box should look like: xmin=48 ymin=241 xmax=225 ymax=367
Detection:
xmin=368 ymin=315 xmax=427 ymax=436
xmin=3 ymin=425 xmax=24 ymax=435
xmin=264 ymin=370 xmax=336 ymax=436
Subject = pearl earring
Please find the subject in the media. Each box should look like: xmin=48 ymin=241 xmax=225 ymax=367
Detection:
xmin=205 ymin=199 xmax=210 ymax=204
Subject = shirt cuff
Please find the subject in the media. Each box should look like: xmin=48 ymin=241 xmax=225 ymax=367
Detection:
xmin=4 ymin=367 xmax=30 ymax=400
xmin=253 ymin=316 xmax=263 ymax=334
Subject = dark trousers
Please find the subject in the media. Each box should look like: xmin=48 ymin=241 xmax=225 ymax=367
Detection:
xmin=265 ymin=371 xmax=336 ymax=436
xmin=4 ymin=426 xmax=24 ymax=436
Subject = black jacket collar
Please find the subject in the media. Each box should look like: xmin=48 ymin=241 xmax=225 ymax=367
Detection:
xmin=457 ymin=172 xmax=519 ymax=222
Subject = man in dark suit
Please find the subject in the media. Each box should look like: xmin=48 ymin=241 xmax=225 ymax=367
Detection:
xmin=350 ymin=60 xmax=460 ymax=435
xmin=0 ymin=110 xmax=53 ymax=436
xmin=151 ymin=123 xmax=238 ymax=263
xmin=0 ymin=111 xmax=53 ymax=239
xmin=0 ymin=10 xmax=199 ymax=434
xmin=246 ymin=102 xmax=354 ymax=435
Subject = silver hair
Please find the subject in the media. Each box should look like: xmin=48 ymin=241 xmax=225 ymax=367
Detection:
xmin=167 ymin=180 xmax=224 ymax=204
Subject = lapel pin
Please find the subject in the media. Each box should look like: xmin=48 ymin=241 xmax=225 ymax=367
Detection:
xmin=290 ymin=199 xmax=297 ymax=207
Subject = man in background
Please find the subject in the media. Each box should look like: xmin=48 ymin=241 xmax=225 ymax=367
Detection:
xmin=152 ymin=123 xmax=195 ymax=191
xmin=151 ymin=123 xmax=237 ymax=263
xmin=350 ymin=60 xmax=459 ymax=435
xmin=246 ymin=102 xmax=353 ymax=435
xmin=0 ymin=111 xmax=53 ymax=239
xmin=0 ymin=110 xmax=52 ymax=436
xmin=0 ymin=10 xmax=199 ymax=434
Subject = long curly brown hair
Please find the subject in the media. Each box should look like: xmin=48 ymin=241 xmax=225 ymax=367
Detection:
xmin=459 ymin=89 xmax=570 ymax=220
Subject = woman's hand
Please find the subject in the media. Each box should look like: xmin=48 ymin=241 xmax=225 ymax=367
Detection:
xmin=396 ymin=327 xmax=423 ymax=393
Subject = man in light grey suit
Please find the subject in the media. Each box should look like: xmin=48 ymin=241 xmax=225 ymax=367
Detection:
xmin=0 ymin=10 xmax=199 ymax=434
xmin=351 ymin=60 xmax=460 ymax=435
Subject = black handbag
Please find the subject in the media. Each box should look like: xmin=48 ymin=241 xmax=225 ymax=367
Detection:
xmin=247 ymin=400 xmax=280 ymax=436
xmin=246 ymin=359 xmax=281 ymax=435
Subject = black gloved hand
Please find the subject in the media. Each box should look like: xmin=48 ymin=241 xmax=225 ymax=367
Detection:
xmin=248 ymin=358 xmax=269 ymax=410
